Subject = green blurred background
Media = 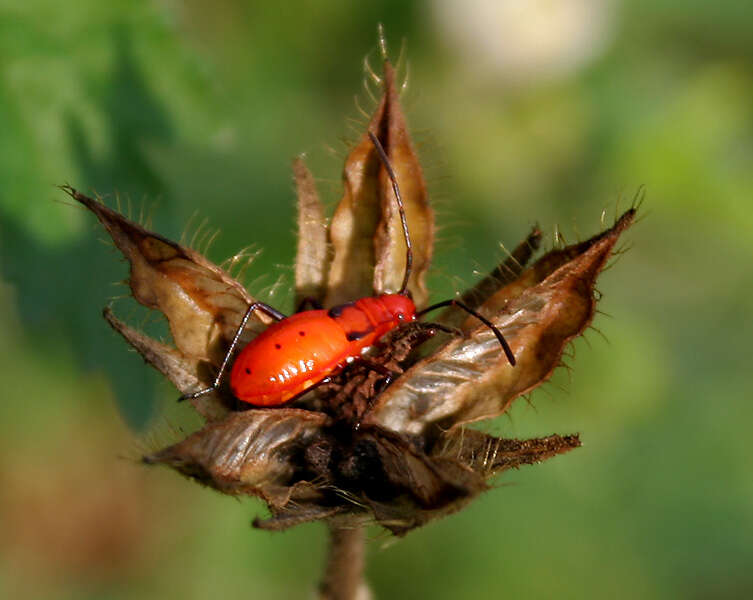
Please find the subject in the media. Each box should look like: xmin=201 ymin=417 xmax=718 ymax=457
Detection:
xmin=2 ymin=1 xmax=752 ymax=598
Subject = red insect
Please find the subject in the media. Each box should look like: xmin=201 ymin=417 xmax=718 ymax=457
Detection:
xmin=182 ymin=133 xmax=515 ymax=407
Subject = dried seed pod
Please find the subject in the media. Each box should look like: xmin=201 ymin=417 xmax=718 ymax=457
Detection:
xmin=66 ymin=54 xmax=635 ymax=541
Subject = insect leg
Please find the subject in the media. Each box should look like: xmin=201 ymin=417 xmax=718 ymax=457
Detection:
xmin=417 ymin=299 xmax=516 ymax=366
xmin=178 ymin=301 xmax=287 ymax=402
xmin=349 ymin=359 xmax=402 ymax=431
xmin=254 ymin=303 xmax=288 ymax=321
xmin=358 ymin=359 xmax=397 ymax=382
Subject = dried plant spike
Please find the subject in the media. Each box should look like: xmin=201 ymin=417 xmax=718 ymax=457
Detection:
xmin=293 ymin=157 xmax=329 ymax=306
xmin=365 ymin=209 xmax=636 ymax=436
xmin=473 ymin=211 xmax=636 ymax=320
xmin=326 ymin=59 xmax=433 ymax=308
xmin=434 ymin=429 xmax=582 ymax=478
xmin=61 ymin=186 xmax=270 ymax=368
xmin=376 ymin=22 xmax=388 ymax=61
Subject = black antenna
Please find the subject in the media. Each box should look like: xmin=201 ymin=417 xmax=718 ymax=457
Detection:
xmin=368 ymin=132 xmax=516 ymax=368
xmin=417 ymin=299 xmax=516 ymax=366
xmin=368 ymin=131 xmax=412 ymax=296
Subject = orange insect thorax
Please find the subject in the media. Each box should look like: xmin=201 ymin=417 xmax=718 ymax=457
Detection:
xmin=343 ymin=294 xmax=417 ymax=341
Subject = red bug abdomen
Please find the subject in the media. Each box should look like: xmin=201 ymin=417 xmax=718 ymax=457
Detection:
xmin=229 ymin=310 xmax=352 ymax=406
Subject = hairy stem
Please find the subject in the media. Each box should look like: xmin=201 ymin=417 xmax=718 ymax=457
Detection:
xmin=320 ymin=519 xmax=369 ymax=600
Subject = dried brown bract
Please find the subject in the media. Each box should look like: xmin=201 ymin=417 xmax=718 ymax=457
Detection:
xmin=65 ymin=50 xmax=635 ymax=598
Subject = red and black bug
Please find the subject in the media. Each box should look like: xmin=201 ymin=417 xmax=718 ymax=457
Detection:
xmin=181 ymin=133 xmax=515 ymax=407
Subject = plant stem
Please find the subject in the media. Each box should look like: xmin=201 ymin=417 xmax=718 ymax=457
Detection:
xmin=320 ymin=518 xmax=369 ymax=600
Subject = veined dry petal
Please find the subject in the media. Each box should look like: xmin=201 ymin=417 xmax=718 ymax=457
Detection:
xmin=365 ymin=209 xmax=635 ymax=435
xmin=144 ymin=409 xmax=329 ymax=505
xmin=63 ymin=187 xmax=268 ymax=368
xmin=325 ymin=95 xmax=385 ymax=305
xmin=293 ymin=157 xmax=329 ymax=306
xmin=326 ymin=61 xmax=433 ymax=307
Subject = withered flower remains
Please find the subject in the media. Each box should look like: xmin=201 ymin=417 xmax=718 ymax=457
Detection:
xmin=65 ymin=55 xmax=635 ymax=598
